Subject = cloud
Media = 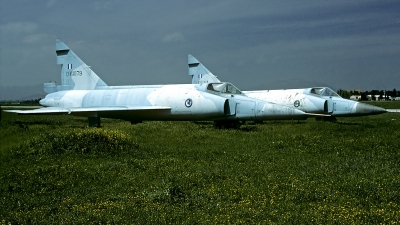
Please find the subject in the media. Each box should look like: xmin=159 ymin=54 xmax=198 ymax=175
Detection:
xmin=23 ymin=34 xmax=51 ymax=44
xmin=1 ymin=1 xmax=399 ymax=91
xmin=0 ymin=22 xmax=37 ymax=34
xmin=94 ymin=0 xmax=121 ymax=11
xmin=162 ymin=32 xmax=185 ymax=43
xmin=46 ymin=0 xmax=57 ymax=8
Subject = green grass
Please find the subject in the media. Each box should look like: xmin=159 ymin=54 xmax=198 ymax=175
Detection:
xmin=1 ymin=111 xmax=400 ymax=224
xmin=363 ymin=100 xmax=400 ymax=109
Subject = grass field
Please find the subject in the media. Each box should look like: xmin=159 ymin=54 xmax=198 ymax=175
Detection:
xmin=365 ymin=100 xmax=400 ymax=109
xmin=1 ymin=103 xmax=400 ymax=224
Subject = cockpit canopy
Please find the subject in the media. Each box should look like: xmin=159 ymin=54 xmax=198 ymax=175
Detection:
xmin=206 ymin=82 xmax=242 ymax=95
xmin=309 ymin=87 xmax=340 ymax=97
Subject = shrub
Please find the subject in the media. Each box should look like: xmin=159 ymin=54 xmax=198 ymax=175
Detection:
xmin=12 ymin=129 xmax=138 ymax=156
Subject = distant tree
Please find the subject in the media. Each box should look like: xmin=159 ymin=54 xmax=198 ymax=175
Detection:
xmin=361 ymin=92 xmax=368 ymax=101
xmin=371 ymin=90 xmax=379 ymax=95
xmin=337 ymin=89 xmax=342 ymax=97
xmin=21 ymin=98 xmax=41 ymax=105
xmin=379 ymin=90 xmax=384 ymax=101
xmin=337 ymin=89 xmax=351 ymax=99
xmin=392 ymin=89 xmax=397 ymax=98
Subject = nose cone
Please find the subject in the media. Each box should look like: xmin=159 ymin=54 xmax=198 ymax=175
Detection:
xmin=355 ymin=102 xmax=387 ymax=116
xmin=39 ymin=98 xmax=53 ymax=107
xmin=39 ymin=99 xmax=46 ymax=105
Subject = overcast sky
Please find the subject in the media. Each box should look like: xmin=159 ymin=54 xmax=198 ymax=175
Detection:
xmin=1 ymin=0 xmax=399 ymax=92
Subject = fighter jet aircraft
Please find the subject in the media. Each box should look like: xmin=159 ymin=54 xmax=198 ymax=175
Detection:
xmin=188 ymin=54 xmax=387 ymax=121
xmin=6 ymin=39 xmax=308 ymax=128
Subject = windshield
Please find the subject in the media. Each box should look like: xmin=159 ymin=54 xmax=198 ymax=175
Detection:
xmin=310 ymin=87 xmax=339 ymax=97
xmin=206 ymin=83 xmax=242 ymax=94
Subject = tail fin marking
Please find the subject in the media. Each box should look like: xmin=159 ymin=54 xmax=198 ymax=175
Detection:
xmin=53 ymin=39 xmax=108 ymax=91
xmin=188 ymin=54 xmax=220 ymax=84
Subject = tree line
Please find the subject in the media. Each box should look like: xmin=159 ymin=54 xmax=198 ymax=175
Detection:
xmin=337 ymin=89 xmax=399 ymax=101
xmin=0 ymin=98 xmax=42 ymax=105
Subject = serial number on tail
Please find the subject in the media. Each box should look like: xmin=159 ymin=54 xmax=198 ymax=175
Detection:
xmin=66 ymin=71 xmax=82 ymax=76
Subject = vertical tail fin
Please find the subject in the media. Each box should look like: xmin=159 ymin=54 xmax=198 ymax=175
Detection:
xmin=54 ymin=39 xmax=108 ymax=91
xmin=188 ymin=54 xmax=220 ymax=84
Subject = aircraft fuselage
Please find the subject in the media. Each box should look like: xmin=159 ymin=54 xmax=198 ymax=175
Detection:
xmin=40 ymin=84 xmax=227 ymax=121
xmin=244 ymin=87 xmax=386 ymax=117
xmin=38 ymin=83 xmax=308 ymax=122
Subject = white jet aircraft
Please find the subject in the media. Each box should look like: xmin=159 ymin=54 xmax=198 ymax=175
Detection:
xmin=6 ymin=39 xmax=308 ymax=128
xmin=188 ymin=54 xmax=387 ymax=121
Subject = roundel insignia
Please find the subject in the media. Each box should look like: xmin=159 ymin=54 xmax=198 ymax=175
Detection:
xmin=185 ymin=98 xmax=193 ymax=108
xmin=294 ymin=100 xmax=300 ymax=107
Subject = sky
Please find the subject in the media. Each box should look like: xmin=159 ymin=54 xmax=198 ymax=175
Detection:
xmin=1 ymin=0 xmax=400 ymax=94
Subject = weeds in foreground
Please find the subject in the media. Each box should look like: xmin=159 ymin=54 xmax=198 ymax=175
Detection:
xmin=1 ymin=112 xmax=400 ymax=224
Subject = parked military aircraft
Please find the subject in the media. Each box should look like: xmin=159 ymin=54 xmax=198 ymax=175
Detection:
xmin=6 ymin=39 xmax=309 ymax=128
xmin=188 ymin=54 xmax=387 ymax=121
